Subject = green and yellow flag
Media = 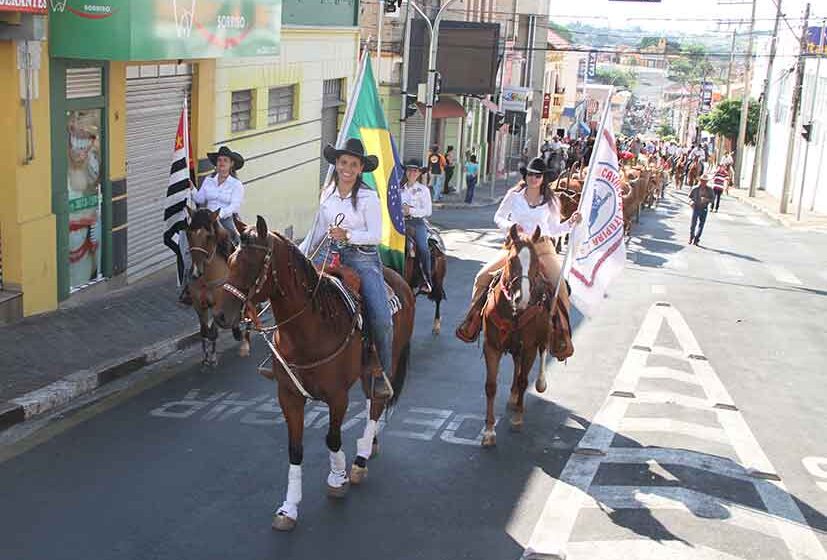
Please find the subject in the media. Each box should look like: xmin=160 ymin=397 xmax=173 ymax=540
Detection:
xmin=336 ymin=54 xmax=406 ymax=273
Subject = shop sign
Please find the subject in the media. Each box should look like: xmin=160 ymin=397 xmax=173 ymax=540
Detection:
xmin=806 ymin=27 xmax=826 ymax=55
xmin=49 ymin=0 xmax=281 ymax=60
xmin=0 ymin=0 xmax=47 ymax=13
xmin=542 ymin=92 xmax=551 ymax=119
xmin=501 ymin=85 xmax=530 ymax=113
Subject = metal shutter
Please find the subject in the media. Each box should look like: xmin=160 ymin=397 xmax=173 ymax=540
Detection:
xmin=403 ymin=111 xmax=426 ymax=161
xmin=125 ymin=65 xmax=193 ymax=281
xmin=319 ymin=79 xmax=344 ymax=186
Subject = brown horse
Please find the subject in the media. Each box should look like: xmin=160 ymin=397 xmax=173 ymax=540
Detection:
xmin=184 ymin=208 xmax=250 ymax=365
xmin=404 ymin=224 xmax=447 ymax=335
xmin=674 ymin=154 xmax=687 ymax=188
xmin=686 ymin=158 xmax=702 ymax=187
xmin=479 ymin=225 xmax=553 ymax=447
xmin=214 ymin=215 xmax=415 ymax=532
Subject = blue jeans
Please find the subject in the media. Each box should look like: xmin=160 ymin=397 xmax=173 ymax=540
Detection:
xmin=690 ymin=207 xmax=709 ymax=241
xmin=465 ymin=174 xmax=477 ymax=203
xmin=430 ymin=174 xmax=445 ymax=201
xmin=219 ymin=216 xmax=240 ymax=246
xmin=313 ymin=244 xmax=393 ymax=374
xmin=407 ymin=217 xmax=432 ymax=281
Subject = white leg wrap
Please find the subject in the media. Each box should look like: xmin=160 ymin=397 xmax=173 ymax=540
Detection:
xmin=327 ymin=450 xmax=348 ymax=487
xmin=277 ymin=464 xmax=302 ymax=520
xmin=356 ymin=419 xmax=378 ymax=459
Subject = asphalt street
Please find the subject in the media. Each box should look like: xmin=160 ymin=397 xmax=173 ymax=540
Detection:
xmin=1 ymin=188 xmax=826 ymax=560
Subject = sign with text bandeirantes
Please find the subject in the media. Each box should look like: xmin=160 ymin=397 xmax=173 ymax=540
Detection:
xmin=0 ymin=0 xmax=47 ymax=13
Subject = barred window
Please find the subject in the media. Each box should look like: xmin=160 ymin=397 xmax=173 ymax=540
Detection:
xmin=268 ymin=85 xmax=296 ymax=125
xmin=231 ymin=90 xmax=253 ymax=132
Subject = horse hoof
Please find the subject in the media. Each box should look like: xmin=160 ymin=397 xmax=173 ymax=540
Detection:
xmin=350 ymin=464 xmax=368 ymax=485
xmin=239 ymin=342 xmax=250 ymax=358
xmin=535 ymin=378 xmax=547 ymax=393
xmin=327 ymin=482 xmax=349 ymax=499
xmin=481 ymin=433 xmax=496 ymax=448
xmin=510 ymin=419 xmax=524 ymax=432
xmin=272 ymin=514 xmax=297 ymax=532
xmin=507 ymin=396 xmax=518 ymax=412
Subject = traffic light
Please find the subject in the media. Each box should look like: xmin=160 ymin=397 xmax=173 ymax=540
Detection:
xmin=801 ymin=122 xmax=813 ymax=142
xmin=404 ymin=94 xmax=418 ymax=119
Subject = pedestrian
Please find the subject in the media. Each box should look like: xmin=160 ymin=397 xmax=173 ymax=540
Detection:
xmin=427 ymin=144 xmax=446 ymax=202
xmin=465 ymin=155 xmax=479 ymax=204
xmin=179 ymin=145 xmax=245 ymax=305
xmin=688 ymin=174 xmax=715 ymax=246
xmin=444 ymin=145 xmax=456 ymax=194
xmin=400 ymin=158 xmax=433 ymax=294
xmin=711 ymin=164 xmax=729 ymax=212
xmin=455 ymin=156 xmax=582 ymax=348
xmin=301 ymin=137 xmax=394 ymax=399
xmin=720 ymin=151 xmax=734 ymax=192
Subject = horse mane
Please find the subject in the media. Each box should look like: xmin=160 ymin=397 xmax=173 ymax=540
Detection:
xmin=189 ymin=208 xmax=233 ymax=260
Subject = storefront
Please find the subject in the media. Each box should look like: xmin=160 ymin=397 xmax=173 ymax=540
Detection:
xmin=48 ymin=0 xmax=281 ymax=297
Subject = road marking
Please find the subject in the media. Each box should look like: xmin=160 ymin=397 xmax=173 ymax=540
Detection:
xmin=521 ymin=303 xmax=827 ymax=560
xmin=767 ymin=265 xmax=803 ymax=285
xmin=664 ymin=252 xmax=689 ymax=271
xmin=715 ymin=212 xmax=734 ymax=222
xmin=715 ymin=254 xmax=744 ymax=277
xmin=638 ymin=366 xmax=701 ymax=386
xmin=619 ymin=417 xmax=730 ymax=444
xmin=651 ymin=284 xmax=667 ymax=295
xmin=747 ymin=216 xmax=768 ymax=226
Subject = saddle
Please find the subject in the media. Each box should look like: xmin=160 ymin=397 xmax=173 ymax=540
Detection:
xmin=315 ymin=262 xmax=402 ymax=317
xmin=405 ymin=219 xmax=446 ymax=257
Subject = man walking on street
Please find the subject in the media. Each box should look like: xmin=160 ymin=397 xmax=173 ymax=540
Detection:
xmin=427 ymin=144 xmax=446 ymax=202
xmin=689 ymin=174 xmax=714 ymax=245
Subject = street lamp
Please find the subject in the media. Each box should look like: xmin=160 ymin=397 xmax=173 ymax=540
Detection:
xmin=407 ymin=0 xmax=461 ymax=163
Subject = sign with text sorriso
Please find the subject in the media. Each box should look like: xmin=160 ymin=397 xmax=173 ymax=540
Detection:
xmin=49 ymin=0 xmax=281 ymax=60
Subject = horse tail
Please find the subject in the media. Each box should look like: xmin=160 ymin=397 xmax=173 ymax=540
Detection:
xmin=388 ymin=342 xmax=411 ymax=409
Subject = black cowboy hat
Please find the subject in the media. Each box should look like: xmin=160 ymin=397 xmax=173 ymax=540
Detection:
xmin=520 ymin=157 xmax=547 ymax=179
xmin=403 ymin=158 xmax=426 ymax=170
xmin=323 ymin=138 xmax=379 ymax=173
xmin=207 ymin=146 xmax=244 ymax=170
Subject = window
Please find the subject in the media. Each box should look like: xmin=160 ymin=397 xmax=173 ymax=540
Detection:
xmin=268 ymin=85 xmax=295 ymax=125
xmin=231 ymin=90 xmax=253 ymax=132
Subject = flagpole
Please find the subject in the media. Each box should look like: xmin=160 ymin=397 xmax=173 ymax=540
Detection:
xmin=183 ymin=95 xmax=191 ymax=182
xmin=550 ymin=88 xmax=614 ymax=309
xmin=323 ymin=51 xmax=370 ymax=187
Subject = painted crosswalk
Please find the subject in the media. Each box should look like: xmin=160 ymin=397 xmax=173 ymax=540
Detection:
xmin=521 ymin=303 xmax=827 ymax=560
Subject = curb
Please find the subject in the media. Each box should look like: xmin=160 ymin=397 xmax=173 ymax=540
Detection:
xmin=0 ymin=329 xmax=200 ymax=433
xmin=728 ymin=191 xmax=792 ymax=227
xmin=433 ymin=196 xmax=504 ymax=210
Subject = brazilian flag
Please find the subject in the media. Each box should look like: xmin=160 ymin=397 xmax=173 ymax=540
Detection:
xmin=338 ymin=55 xmax=406 ymax=273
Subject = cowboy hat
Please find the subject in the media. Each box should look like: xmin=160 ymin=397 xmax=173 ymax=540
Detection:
xmin=403 ymin=158 xmax=426 ymax=170
xmin=323 ymin=138 xmax=379 ymax=173
xmin=519 ymin=157 xmax=547 ymax=179
xmin=699 ymin=174 xmax=711 ymax=182
xmin=207 ymin=146 xmax=244 ymax=170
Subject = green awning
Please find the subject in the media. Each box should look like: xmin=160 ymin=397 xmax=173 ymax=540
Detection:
xmin=49 ymin=0 xmax=281 ymax=61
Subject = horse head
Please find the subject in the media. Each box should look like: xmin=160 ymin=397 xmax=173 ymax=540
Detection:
xmin=502 ymin=224 xmax=543 ymax=312
xmin=185 ymin=207 xmax=230 ymax=279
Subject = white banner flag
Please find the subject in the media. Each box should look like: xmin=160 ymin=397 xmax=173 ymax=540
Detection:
xmin=564 ymin=112 xmax=626 ymax=315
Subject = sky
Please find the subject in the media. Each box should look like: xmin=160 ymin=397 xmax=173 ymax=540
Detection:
xmin=547 ymin=0 xmax=819 ymax=36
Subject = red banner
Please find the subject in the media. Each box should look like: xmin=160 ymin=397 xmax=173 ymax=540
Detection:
xmin=542 ymin=93 xmax=551 ymax=119
xmin=0 ymin=0 xmax=47 ymax=14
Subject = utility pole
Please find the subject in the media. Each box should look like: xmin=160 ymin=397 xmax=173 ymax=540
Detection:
xmin=399 ymin=0 xmax=412 ymax=157
xmin=748 ymin=0 xmax=782 ymax=197
xmin=797 ymin=17 xmax=825 ymax=219
xmin=726 ymin=30 xmax=737 ymax=99
xmin=734 ymin=0 xmax=757 ymax=188
xmin=779 ymin=2 xmax=810 ymax=214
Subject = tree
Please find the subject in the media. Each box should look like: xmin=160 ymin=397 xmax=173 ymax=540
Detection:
xmin=592 ymin=67 xmax=638 ymax=90
xmin=656 ymin=122 xmax=676 ymax=138
xmin=698 ymin=99 xmax=760 ymax=145
xmin=548 ymin=21 xmax=573 ymax=43
xmin=639 ymin=36 xmax=661 ymax=50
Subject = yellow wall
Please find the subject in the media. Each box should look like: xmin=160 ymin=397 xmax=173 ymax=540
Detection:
xmin=214 ymin=27 xmax=359 ymax=238
xmin=108 ymin=61 xmax=127 ymax=181
xmin=0 ymin=40 xmax=57 ymax=315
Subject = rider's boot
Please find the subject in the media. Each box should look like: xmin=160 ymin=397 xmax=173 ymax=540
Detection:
xmin=455 ymin=291 xmax=487 ymax=343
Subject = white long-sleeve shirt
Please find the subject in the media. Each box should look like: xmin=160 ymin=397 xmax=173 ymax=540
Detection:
xmin=191 ymin=174 xmax=245 ymax=219
xmin=401 ymin=181 xmax=432 ymax=219
xmin=494 ymin=189 xmax=574 ymax=238
xmin=304 ymin=183 xmax=383 ymax=248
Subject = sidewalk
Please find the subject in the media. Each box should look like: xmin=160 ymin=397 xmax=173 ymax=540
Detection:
xmin=0 ymin=267 xmax=200 ymax=431
xmin=431 ymin=174 xmax=515 ymax=209
xmin=727 ymin=187 xmax=827 ymax=232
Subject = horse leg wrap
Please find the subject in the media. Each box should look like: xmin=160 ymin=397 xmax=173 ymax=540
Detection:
xmin=357 ymin=419 xmax=378 ymax=460
xmin=277 ymin=464 xmax=302 ymax=520
xmin=327 ymin=450 xmax=348 ymax=488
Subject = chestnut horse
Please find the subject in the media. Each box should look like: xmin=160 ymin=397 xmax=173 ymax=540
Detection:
xmin=686 ymin=157 xmax=702 ymax=187
xmin=214 ymin=216 xmax=415 ymax=532
xmin=184 ymin=208 xmax=250 ymax=365
xmin=479 ymin=225 xmax=553 ymax=447
xmin=404 ymin=223 xmax=447 ymax=335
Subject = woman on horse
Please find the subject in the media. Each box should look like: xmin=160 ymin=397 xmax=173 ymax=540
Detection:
xmin=456 ymin=157 xmax=582 ymax=344
xmin=401 ymin=158 xmax=433 ymax=294
xmin=301 ymin=138 xmax=393 ymax=399
xmin=179 ymin=145 xmax=245 ymax=305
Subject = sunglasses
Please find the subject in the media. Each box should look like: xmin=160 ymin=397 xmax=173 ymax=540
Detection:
xmin=527 ymin=172 xmax=544 ymax=178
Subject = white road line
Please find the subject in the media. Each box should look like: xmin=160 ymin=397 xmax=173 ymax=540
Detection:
xmin=715 ymin=212 xmax=734 ymax=222
xmin=767 ymin=265 xmax=803 ymax=285
xmin=564 ymin=540 xmax=748 ymax=560
xmin=619 ymin=417 xmax=730 ymax=445
xmin=521 ymin=303 xmax=827 ymax=560
xmin=715 ymin=254 xmax=744 ymax=277
xmin=633 ymin=391 xmax=718 ymax=411
xmin=652 ymin=284 xmax=667 ymax=295
xmin=638 ymin=366 xmax=700 ymax=386
xmin=585 ymin=486 xmax=782 ymax=538
xmin=747 ymin=216 xmax=768 ymax=226
xmin=664 ymin=252 xmax=689 ymax=271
